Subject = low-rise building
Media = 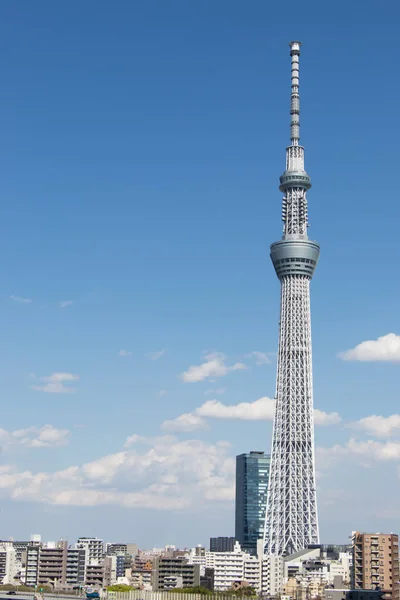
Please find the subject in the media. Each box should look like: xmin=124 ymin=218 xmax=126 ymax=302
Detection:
xmin=283 ymin=545 xmax=353 ymax=594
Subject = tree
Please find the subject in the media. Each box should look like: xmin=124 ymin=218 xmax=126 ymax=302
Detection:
xmin=230 ymin=587 xmax=257 ymax=597
xmin=107 ymin=585 xmax=135 ymax=592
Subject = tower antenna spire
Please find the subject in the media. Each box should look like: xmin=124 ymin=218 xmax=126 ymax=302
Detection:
xmin=289 ymin=41 xmax=301 ymax=146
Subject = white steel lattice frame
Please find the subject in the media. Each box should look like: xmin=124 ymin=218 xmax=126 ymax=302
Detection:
xmin=263 ymin=41 xmax=320 ymax=556
xmin=264 ymin=275 xmax=319 ymax=555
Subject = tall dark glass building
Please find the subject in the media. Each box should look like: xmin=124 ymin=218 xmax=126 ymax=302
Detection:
xmin=235 ymin=451 xmax=270 ymax=556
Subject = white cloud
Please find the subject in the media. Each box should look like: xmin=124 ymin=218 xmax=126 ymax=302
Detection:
xmin=161 ymin=397 xmax=341 ymax=432
xmin=158 ymin=390 xmax=167 ymax=397
xmin=59 ymin=300 xmax=72 ymax=308
xmin=161 ymin=413 xmax=208 ymax=433
xmin=180 ymin=352 xmax=247 ymax=383
xmin=197 ymin=396 xmax=276 ymax=420
xmin=124 ymin=434 xmax=145 ymax=448
xmin=349 ymin=414 xmax=400 ymax=438
xmin=246 ymin=351 xmax=272 ymax=365
xmin=147 ymin=349 xmax=166 ymax=360
xmin=0 ymin=435 xmax=234 ymax=510
xmin=29 ymin=425 xmax=70 ymax=448
xmin=31 ymin=372 xmax=79 ymax=394
xmin=346 ymin=438 xmax=400 ymax=461
xmin=313 ymin=409 xmax=342 ymax=426
xmin=0 ymin=425 xmax=70 ymax=449
xmin=317 ymin=438 xmax=400 ymax=471
xmin=10 ymin=295 xmax=32 ymax=304
xmin=83 ymin=452 xmax=127 ymax=483
xmin=118 ymin=349 xmax=132 ymax=357
xmin=339 ymin=333 xmax=400 ymax=362
xmin=190 ymin=397 xmax=339 ymax=425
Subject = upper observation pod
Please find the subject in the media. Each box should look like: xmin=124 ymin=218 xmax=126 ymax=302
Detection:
xmin=271 ymin=41 xmax=320 ymax=278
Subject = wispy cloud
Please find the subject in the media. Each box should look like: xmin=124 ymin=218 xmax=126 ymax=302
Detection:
xmin=196 ymin=397 xmax=276 ymax=421
xmin=0 ymin=424 xmax=70 ymax=449
xmin=313 ymin=409 xmax=342 ymax=426
xmin=10 ymin=295 xmax=32 ymax=304
xmin=245 ymin=351 xmax=272 ymax=365
xmin=161 ymin=413 xmax=208 ymax=433
xmin=147 ymin=349 xmax=166 ymax=360
xmin=162 ymin=397 xmax=341 ymax=432
xmin=158 ymin=390 xmax=167 ymax=397
xmin=118 ymin=349 xmax=132 ymax=357
xmin=349 ymin=414 xmax=400 ymax=438
xmin=31 ymin=373 xmax=79 ymax=394
xmin=124 ymin=434 xmax=145 ymax=448
xmin=180 ymin=352 xmax=247 ymax=383
xmin=59 ymin=300 xmax=72 ymax=308
xmin=338 ymin=333 xmax=400 ymax=362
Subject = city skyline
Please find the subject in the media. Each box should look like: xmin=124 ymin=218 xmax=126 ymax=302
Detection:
xmin=1 ymin=0 xmax=400 ymax=547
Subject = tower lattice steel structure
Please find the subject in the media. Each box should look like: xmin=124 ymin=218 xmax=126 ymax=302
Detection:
xmin=263 ymin=42 xmax=320 ymax=556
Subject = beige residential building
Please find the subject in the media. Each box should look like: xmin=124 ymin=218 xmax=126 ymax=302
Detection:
xmin=38 ymin=541 xmax=68 ymax=588
xmin=352 ymin=532 xmax=399 ymax=600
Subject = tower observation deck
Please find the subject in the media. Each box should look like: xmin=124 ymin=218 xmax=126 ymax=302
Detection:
xmin=262 ymin=42 xmax=320 ymax=556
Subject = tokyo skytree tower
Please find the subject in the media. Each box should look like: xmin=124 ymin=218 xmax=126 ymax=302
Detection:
xmin=263 ymin=42 xmax=320 ymax=556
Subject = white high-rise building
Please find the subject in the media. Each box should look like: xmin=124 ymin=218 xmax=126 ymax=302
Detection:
xmin=0 ymin=545 xmax=17 ymax=585
xmin=261 ymin=555 xmax=285 ymax=597
xmin=76 ymin=538 xmax=103 ymax=564
xmin=188 ymin=542 xmax=283 ymax=594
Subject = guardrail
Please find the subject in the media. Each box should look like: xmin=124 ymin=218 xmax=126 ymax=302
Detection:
xmin=108 ymin=592 xmax=253 ymax=600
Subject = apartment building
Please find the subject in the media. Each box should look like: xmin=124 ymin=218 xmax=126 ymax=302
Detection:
xmin=85 ymin=562 xmax=104 ymax=588
xmin=352 ymin=532 xmax=399 ymax=600
xmin=261 ymin=555 xmax=284 ymax=597
xmin=213 ymin=545 xmax=283 ymax=594
xmin=25 ymin=545 xmax=40 ymax=587
xmin=131 ymin=568 xmax=152 ymax=590
xmin=105 ymin=544 xmax=127 ymax=556
xmin=0 ymin=544 xmax=17 ymax=585
xmin=188 ymin=541 xmax=283 ymax=594
xmin=76 ymin=538 xmax=104 ymax=564
xmin=211 ymin=543 xmax=249 ymax=590
xmin=66 ymin=548 xmax=86 ymax=587
xmin=151 ymin=556 xmax=200 ymax=591
xmin=103 ymin=556 xmax=118 ymax=587
xmin=37 ymin=541 xmax=68 ymax=587
xmin=131 ymin=556 xmax=153 ymax=590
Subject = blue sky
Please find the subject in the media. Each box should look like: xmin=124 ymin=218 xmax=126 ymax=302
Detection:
xmin=1 ymin=0 xmax=400 ymax=548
